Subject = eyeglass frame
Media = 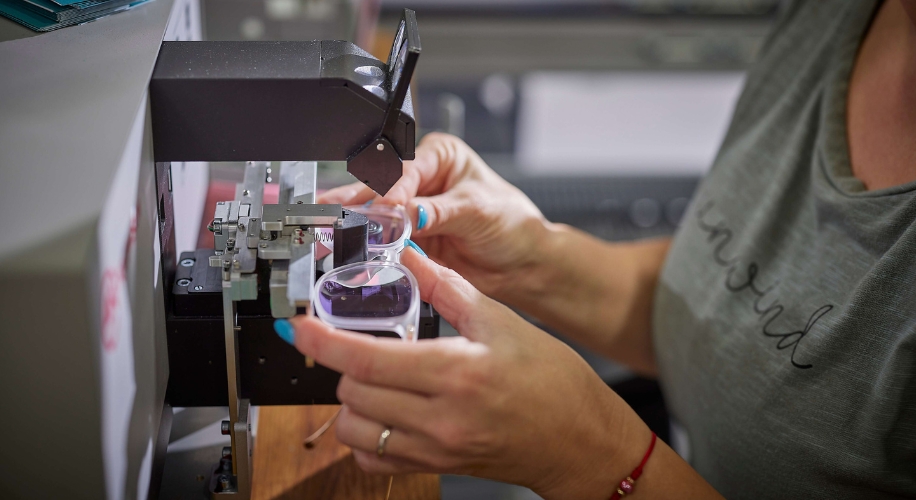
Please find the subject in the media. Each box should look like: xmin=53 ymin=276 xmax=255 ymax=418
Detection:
xmin=312 ymin=260 xmax=421 ymax=341
xmin=344 ymin=204 xmax=412 ymax=263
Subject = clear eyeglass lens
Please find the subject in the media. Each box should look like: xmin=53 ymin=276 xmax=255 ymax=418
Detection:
xmin=319 ymin=266 xmax=413 ymax=319
xmin=366 ymin=213 xmax=406 ymax=245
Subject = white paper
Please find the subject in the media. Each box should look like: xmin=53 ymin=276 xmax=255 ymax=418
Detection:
xmin=97 ymin=99 xmax=144 ymax=500
xmin=153 ymin=225 xmax=161 ymax=286
xmin=171 ymin=160 xmax=210 ymax=256
xmin=516 ymin=71 xmax=745 ymax=175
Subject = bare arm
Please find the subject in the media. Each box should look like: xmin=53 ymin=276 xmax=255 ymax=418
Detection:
xmin=503 ymin=227 xmax=671 ymax=377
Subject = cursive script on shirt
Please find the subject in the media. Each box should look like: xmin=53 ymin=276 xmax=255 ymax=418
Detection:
xmin=695 ymin=201 xmax=832 ymax=370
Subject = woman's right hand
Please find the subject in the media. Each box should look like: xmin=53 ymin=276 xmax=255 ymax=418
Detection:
xmin=319 ymin=133 xmax=552 ymax=301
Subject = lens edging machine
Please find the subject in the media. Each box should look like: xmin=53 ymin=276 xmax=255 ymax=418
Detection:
xmin=150 ymin=9 xmax=440 ymax=498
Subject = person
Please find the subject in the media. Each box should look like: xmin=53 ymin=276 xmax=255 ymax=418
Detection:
xmin=272 ymin=1 xmax=916 ymax=498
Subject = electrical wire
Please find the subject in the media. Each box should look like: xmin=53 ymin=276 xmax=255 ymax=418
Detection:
xmin=303 ymin=408 xmax=341 ymax=449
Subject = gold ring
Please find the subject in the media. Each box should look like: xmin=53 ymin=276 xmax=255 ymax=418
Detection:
xmin=377 ymin=428 xmax=392 ymax=457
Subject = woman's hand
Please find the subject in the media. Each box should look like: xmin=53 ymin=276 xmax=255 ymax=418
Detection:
xmin=283 ymin=249 xmax=722 ymax=499
xmin=321 ymin=133 xmax=669 ymax=378
xmin=319 ymin=133 xmax=550 ymax=301
xmin=285 ymin=249 xmax=653 ymax=499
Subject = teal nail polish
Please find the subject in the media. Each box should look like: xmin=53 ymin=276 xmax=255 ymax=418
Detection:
xmin=274 ymin=319 xmax=295 ymax=345
xmin=364 ymin=198 xmax=374 ymax=207
xmin=416 ymin=205 xmax=427 ymax=229
xmin=405 ymin=239 xmax=428 ymax=257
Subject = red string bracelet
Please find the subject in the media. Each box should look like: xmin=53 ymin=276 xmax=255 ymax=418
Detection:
xmin=609 ymin=432 xmax=657 ymax=499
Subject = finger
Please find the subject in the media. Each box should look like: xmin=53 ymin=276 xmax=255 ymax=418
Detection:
xmin=317 ymin=181 xmax=377 ymax=205
xmin=336 ymin=405 xmax=435 ymax=466
xmin=351 ymin=449 xmax=429 ymax=475
xmin=289 ymin=315 xmax=451 ymax=393
xmin=337 ymin=375 xmax=431 ymax=431
xmin=384 ymin=133 xmax=467 ymax=205
xmin=399 ymin=249 xmax=485 ymax=337
xmin=406 ymin=188 xmax=478 ymax=237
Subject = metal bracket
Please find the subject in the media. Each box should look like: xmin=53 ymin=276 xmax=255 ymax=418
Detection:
xmin=345 ymin=9 xmax=420 ymax=196
xmin=346 ymin=137 xmax=403 ymax=196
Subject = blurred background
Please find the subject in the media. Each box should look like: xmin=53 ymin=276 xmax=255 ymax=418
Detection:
xmin=202 ymin=1 xmax=779 ymax=497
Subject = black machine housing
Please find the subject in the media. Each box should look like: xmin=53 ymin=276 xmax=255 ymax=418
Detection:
xmin=150 ymin=10 xmax=421 ymax=196
xmin=166 ymin=250 xmax=440 ymax=406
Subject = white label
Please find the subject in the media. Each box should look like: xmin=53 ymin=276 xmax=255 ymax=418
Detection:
xmin=97 ymin=99 xmax=144 ymax=500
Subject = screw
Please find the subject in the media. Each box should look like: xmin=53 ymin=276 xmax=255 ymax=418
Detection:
xmin=259 ymin=356 xmax=266 ymax=365
xmin=219 ymin=475 xmax=231 ymax=491
xmin=180 ymin=258 xmax=195 ymax=267
xmin=193 ymin=285 xmax=203 ymax=291
xmin=259 ymin=242 xmax=268 ymax=248
xmin=221 ymin=421 xmax=230 ymax=435
xmin=242 ymin=189 xmax=250 ymax=197
xmin=376 ymin=142 xmax=385 ymax=151
xmin=177 ymin=278 xmax=191 ymax=287
xmin=221 ymin=446 xmax=232 ymax=458
xmin=238 ymin=222 xmax=245 ymax=232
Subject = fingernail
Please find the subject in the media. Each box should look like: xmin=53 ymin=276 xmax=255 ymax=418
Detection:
xmin=364 ymin=198 xmax=374 ymax=207
xmin=274 ymin=319 xmax=295 ymax=345
xmin=416 ymin=204 xmax=427 ymax=230
xmin=405 ymin=239 xmax=428 ymax=257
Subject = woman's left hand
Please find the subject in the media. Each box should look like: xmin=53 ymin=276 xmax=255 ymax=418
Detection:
xmin=284 ymin=248 xmax=652 ymax=500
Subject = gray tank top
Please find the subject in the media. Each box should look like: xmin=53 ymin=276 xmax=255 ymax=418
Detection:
xmin=652 ymin=1 xmax=916 ymax=498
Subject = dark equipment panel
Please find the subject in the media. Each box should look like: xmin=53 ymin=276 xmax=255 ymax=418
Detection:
xmin=150 ymin=41 xmax=415 ymax=164
xmin=166 ymin=249 xmax=440 ymax=407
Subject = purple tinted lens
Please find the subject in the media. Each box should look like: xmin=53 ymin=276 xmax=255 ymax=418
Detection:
xmin=319 ymin=275 xmax=412 ymax=318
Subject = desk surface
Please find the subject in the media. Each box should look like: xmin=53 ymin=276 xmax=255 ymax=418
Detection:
xmin=253 ymin=405 xmax=440 ymax=500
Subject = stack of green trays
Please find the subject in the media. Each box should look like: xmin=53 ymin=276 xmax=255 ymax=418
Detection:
xmin=0 ymin=0 xmax=151 ymax=32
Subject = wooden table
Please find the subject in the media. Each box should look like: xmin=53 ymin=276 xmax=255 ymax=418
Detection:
xmin=252 ymin=406 xmax=440 ymax=500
